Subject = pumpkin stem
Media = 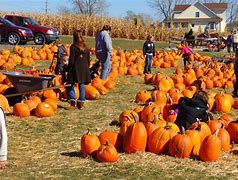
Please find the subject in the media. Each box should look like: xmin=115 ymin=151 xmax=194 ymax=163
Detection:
xmin=180 ymin=126 xmax=185 ymax=134
xmin=86 ymin=128 xmax=90 ymax=135
xmin=166 ymin=93 xmax=173 ymax=104
xmin=105 ymin=139 xmax=110 ymax=146
xmin=130 ymin=112 xmax=138 ymax=122
xmin=214 ymin=129 xmax=219 ymax=136
xmin=164 ymin=122 xmax=172 ymax=129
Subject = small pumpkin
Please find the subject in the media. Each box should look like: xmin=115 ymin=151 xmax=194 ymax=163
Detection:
xmin=96 ymin=141 xmax=119 ymax=163
xmin=81 ymin=129 xmax=101 ymax=156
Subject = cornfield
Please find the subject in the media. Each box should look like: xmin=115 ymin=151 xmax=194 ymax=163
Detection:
xmin=0 ymin=12 xmax=189 ymax=41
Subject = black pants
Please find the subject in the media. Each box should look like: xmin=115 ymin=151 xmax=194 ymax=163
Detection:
xmin=183 ymin=54 xmax=191 ymax=69
xmin=234 ymin=70 xmax=238 ymax=93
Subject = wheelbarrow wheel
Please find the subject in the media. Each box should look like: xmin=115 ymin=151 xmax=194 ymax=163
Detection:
xmin=3 ymin=87 xmax=23 ymax=106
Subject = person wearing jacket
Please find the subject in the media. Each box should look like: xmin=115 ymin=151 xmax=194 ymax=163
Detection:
xmin=54 ymin=40 xmax=67 ymax=75
xmin=66 ymin=30 xmax=91 ymax=109
xmin=0 ymin=108 xmax=7 ymax=168
xmin=232 ymin=29 xmax=238 ymax=53
xmin=95 ymin=25 xmax=113 ymax=79
xmin=175 ymin=90 xmax=209 ymax=130
xmin=143 ymin=35 xmax=155 ymax=74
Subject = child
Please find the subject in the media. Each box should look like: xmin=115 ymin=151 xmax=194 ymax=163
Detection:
xmin=175 ymin=90 xmax=209 ymax=130
xmin=226 ymin=34 xmax=232 ymax=53
xmin=180 ymin=41 xmax=194 ymax=69
xmin=143 ymin=35 xmax=155 ymax=74
xmin=54 ymin=39 xmax=66 ymax=75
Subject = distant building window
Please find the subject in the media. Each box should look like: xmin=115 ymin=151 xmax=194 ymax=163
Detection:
xmin=209 ymin=22 xmax=216 ymax=30
xmin=195 ymin=12 xmax=200 ymax=17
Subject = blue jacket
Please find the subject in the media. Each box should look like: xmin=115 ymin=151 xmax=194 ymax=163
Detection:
xmin=95 ymin=30 xmax=112 ymax=54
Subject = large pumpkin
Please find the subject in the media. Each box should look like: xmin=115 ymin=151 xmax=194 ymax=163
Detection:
xmin=123 ymin=121 xmax=147 ymax=153
xmin=35 ymin=102 xmax=54 ymax=117
xmin=13 ymin=103 xmax=30 ymax=117
xmin=85 ymin=85 xmax=100 ymax=100
xmin=44 ymin=98 xmax=58 ymax=111
xmin=147 ymin=124 xmax=177 ymax=154
xmin=168 ymin=127 xmax=193 ymax=158
xmin=227 ymin=120 xmax=238 ymax=143
xmin=98 ymin=130 xmax=123 ymax=150
xmin=199 ymin=130 xmax=222 ymax=162
xmin=217 ymin=126 xmax=230 ymax=152
xmin=81 ymin=129 xmax=101 ymax=156
xmin=0 ymin=94 xmax=10 ymax=112
xmin=185 ymin=129 xmax=201 ymax=157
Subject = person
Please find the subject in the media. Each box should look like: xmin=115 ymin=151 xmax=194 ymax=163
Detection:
xmin=175 ymin=90 xmax=209 ymax=130
xmin=232 ymin=49 xmax=238 ymax=97
xmin=0 ymin=108 xmax=7 ymax=168
xmin=89 ymin=60 xmax=100 ymax=80
xmin=143 ymin=35 xmax=155 ymax=74
xmin=204 ymin=26 xmax=209 ymax=38
xmin=180 ymin=41 xmax=194 ymax=69
xmin=54 ymin=39 xmax=67 ymax=75
xmin=227 ymin=33 xmax=233 ymax=53
xmin=232 ymin=29 xmax=238 ymax=53
xmin=66 ymin=30 xmax=91 ymax=109
xmin=95 ymin=25 xmax=113 ymax=79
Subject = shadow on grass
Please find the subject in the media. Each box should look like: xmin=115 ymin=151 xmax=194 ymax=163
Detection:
xmin=61 ymin=151 xmax=83 ymax=158
xmin=231 ymin=150 xmax=238 ymax=155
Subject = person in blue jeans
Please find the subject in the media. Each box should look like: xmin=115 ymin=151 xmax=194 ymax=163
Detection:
xmin=143 ymin=35 xmax=155 ymax=74
xmin=66 ymin=30 xmax=91 ymax=109
xmin=95 ymin=25 xmax=113 ymax=79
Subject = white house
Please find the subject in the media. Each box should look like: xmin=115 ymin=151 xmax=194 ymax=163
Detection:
xmin=165 ymin=1 xmax=228 ymax=33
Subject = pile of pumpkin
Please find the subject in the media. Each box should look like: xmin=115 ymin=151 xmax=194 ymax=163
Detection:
xmin=80 ymin=106 xmax=235 ymax=163
xmin=13 ymin=44 xmax=70 ymax=62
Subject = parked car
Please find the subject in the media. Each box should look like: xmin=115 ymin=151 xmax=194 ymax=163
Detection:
xmin=0 ymin=17 xmax=34 ymax=45
xmin=4 ymin=15 xmax=59 ymax=45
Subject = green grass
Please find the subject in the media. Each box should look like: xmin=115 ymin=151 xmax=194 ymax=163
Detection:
xmin=60 ymin=35 xmax=168 ymax=51
xmin=0 ymin=38 xmax=237 ymax=179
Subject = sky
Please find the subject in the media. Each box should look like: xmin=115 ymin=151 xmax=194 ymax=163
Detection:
xmin=0 ymin=0 xmax=155 ymax=18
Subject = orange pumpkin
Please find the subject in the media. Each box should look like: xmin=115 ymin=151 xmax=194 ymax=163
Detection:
xmin=96 ymin=141 xmax=119 ymax=163
xmin=168 ymin=127 xmax=193 ymax=158
xmin=199 ymin=130 xmax=222 ymax=162
xmin=81 ymin=129 xmax=101 ymax=156
xmin=13 ymin=103 xmax=30 ymax=117
xmin=98 ymin=130 xmax=123 ymax=150
xmin=147 ymin=124 xmax=177 ymax=154
xmin=35 ymin=102 xmax=54 ymax=117
xmin=123 ymin=121 xmax=147 ymax=153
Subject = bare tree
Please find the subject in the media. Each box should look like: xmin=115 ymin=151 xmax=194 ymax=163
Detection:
xmin=147 ymin=0 xmax=193 ymax=20
xmin=71 ymin=0 xmax=109 ymax=16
